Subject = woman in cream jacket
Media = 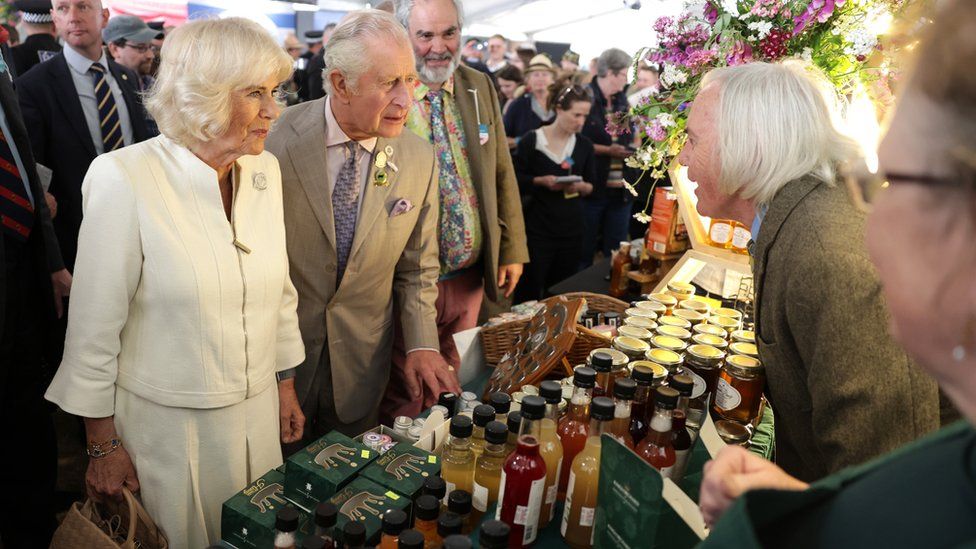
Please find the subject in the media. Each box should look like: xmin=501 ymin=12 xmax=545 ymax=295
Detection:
xmin=45 ymin=18 xmax=306 ymax=547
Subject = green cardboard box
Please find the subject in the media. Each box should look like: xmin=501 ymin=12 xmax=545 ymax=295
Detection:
xmin=285 ymin=431 xmax=378 ymax=511
xmin=221 ymin=468 xmax=312 ymax=548
xmin=329 ymin=477 xmax=412 ymax=544
xmin=359 ymin=443 xmax=441 ymax=500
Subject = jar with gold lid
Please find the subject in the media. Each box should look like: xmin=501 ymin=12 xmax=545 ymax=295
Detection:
xmin=644 ymin=348 xmax=683 ymax=376
xmin=712 ymin=307 xmax=743 ymax=323
xmin=707 ymin=315 xmax=741 ymax=335
xmin=683 ymin=344 xmax=726 ymax=432
xmin=666 ymin=281 xmax=696 ymax=303
xmin=678 ymin=298 xmax=713 ymax=315
xmin=628 ymin=361 xmax=668 ymax=384
xmin=714 ymin=355 xmax=765 ymax=424
xmin=613 ymin=336 xmax=650 ymax=361
xmin=673 ymin=309 xmax=706 ymax=326
xmin=635 ymin=300 xmax=668 ymax=316
xmin=617 ymin=325 xmax=653 ymax=344
xmin=623 ymin=315 xmax=658 ymax=331
xmin=692 ymin=332 xmax=728 ymax=351
xmin=649 ymin=334 xmax=687 ymax=355
xmin=693 ymin=323 xmax=728 ymax=340
xmin=658 ymin=315 xmax=692 ymax=330
xmin=729 ymin=341 xmax=759 ymax=360
xmin=625 ymin=307 xmax=658 ymax=320
xmin=645 ymin=293 xmax=678 ymax=315
xmin=655 ymin=324 xmax=692 ymax=341
xmin=714 ymin=420 xmax=751 ymax=446
xmin=730 ymin=329 xmax=755 ymax=344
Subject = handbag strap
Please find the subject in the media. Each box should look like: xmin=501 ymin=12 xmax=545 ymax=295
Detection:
xmin=120 ymin=487 xmax=164 ymax=545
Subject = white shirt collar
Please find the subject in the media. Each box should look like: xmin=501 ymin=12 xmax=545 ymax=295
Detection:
xmin=535 ymin=127 xmax=576 ymax=165
xmin=63 ymin=43 xmax=109 ymax=76
xmin=324 ymin=96 xmax=377 ymax=153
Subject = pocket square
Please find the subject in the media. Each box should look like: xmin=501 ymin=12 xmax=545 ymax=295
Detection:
xmin=390 ymin=198 xmax=414 ymax=217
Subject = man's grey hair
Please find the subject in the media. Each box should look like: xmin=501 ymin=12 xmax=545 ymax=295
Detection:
xmin=596 ymin=48 xmax=631 ymax=78
xmin=322 ymin=9 xmax=412 ymax=95
xmin=701 ymin=60 xmax=862 ymax=206
xmin=394 ymin=0 xmax=465 ymax=31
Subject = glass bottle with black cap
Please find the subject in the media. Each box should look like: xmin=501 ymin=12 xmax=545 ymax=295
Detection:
xmin=589 ymin=352 xmax=614 ymax=397
xmin=413 ymin=494 xmax=440 ymax=547
xmin=274 ymin=506 xmax=299 ymax=549
xmin=505 ymin=410 xmax=522 ymax=454
xmin=438 ymin=392 xmax=459 ymax=417
xmin=397 ymin=529 xmax=425 ymax=549
xmin=668 ymin=374 xmax=695 ymax=482
xmin=489 ymin=392 xmax=512 ymax=423
xmin=441 ymin=415 xmax=476 ymax=499
xmin=497 ymin=395 xmax=548 ymax=547
xmin=608 ymin=378 xmax=637 ymax=450
xmin=471 ymin=404 xmax=496 ymax=460
xmin=557 ymin=366 xmax=596 ymax=495
xmin=448 ymin=489 xmax=473 ymax=534
xmin=342 ymin=521 xmax=367 ymax=549
xmin=473 ymin=420 xmax=508 ymax=520
xmin=630 ymin=364 xmax=665 ymax=445
xmin=478 ymin=520 xmax=511 ymax=549
xmin=313 ymin=501 xmax=337 ymax=546
xmin=561 ymin=396 xmax=615 ymax=549
xmin=636 ymin=386 xmax=679 ymax=475
xmin=537 ymin=380 xmax=564 ymax=529
xmin=436 ymin=511 xmax=463 ymax=548
xmin=379 ymin=508 xmax=408 ymax=549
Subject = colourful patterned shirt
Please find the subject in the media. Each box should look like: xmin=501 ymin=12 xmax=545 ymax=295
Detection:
xmin=406 ymin=77 xmax=483 ymax=277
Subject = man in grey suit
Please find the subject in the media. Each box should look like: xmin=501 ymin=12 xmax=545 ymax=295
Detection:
xmin=266 ymin=9 xmax=460 ymax=441
xmin=677 ymin=61 xmax=941 ymax=482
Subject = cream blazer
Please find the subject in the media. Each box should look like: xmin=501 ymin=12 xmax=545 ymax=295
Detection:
xmin=46 ymin=135 xmax=305 ymax=416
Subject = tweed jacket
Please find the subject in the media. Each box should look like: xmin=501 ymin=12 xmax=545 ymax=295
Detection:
xmin=445 ymin=65 xmax=529 ymax=299
xmin=752 ymin=176 xmax=940 ymax=482
xmin=265 ymin=98 xmax=441 ymax=424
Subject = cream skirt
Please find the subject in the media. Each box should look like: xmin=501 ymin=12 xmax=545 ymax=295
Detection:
xmin=114 ymin=384 xmax=282 ymax=548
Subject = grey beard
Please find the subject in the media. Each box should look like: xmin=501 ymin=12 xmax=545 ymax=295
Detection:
xmin=418 ymin=55 xmax=460 ymax=85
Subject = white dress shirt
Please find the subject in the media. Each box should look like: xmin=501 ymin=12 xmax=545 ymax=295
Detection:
xmin=62 ymin=44 xmax=134 ymax=154
xmin=325 ymin=95 xmax=376 ymax=211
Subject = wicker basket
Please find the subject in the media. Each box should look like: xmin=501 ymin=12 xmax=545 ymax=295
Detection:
xmin=480 ymin=293 xmax=628 ymax=366
xmin=566 ymin=325 xmax=614 ymax=367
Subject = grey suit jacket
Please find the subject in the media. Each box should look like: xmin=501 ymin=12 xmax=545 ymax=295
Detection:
xmin=752 ymin=176 xmax=940 ymax=482
xmin=265 ymin=98 xmax=440 ymax=424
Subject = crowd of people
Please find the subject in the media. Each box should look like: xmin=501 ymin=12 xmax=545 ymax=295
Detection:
xmin=0 ymin=0 xmax=973 ymax=547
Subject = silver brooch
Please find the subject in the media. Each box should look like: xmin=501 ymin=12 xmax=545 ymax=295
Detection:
xmin=253 ymin=172 xmax=268 ymax=190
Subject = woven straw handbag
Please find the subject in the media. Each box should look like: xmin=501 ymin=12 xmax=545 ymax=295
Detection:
xmin=50 ymin=488 xmax=168 ymax=549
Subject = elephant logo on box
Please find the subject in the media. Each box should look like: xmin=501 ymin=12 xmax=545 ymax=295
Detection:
xmin=339 ymin=492 xmax=387 ymax=522
xmin=249 ymin=482 xmax=287 ymax=513
xmin=384 ymin=453 xmax=427 ymax=481
xmin=314 ymin=443 xmax=357 ymax=470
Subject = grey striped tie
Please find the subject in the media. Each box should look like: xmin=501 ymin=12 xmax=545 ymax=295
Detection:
xmin=333 ymin=141 xmax=361 ymax=284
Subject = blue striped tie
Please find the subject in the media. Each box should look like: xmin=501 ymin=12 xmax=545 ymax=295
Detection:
xmin=89 ymin=63 xmax=124 ymax=152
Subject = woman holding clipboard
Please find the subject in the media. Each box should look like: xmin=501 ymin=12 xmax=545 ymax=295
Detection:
xmin=513 ymin=83 xmax=598 ymax=302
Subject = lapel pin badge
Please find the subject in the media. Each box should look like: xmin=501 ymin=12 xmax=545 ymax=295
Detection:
xmin=252 ymin=171 xmax=268 ymax=190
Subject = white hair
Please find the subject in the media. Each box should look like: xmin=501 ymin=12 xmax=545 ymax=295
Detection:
xmin=394 ymin=0 xmax=465 ymax=31
xmin=143 ymin=17 xmax=292 ymax=146
xmin=702 ymin=60 xmax=861 ymax=206
xmin=323 ymin=9 xmax=412 ymax=95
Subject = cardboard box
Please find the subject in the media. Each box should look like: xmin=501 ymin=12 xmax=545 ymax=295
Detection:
xmin=329 ymin=477 xmax=412 ymax=545
xmin=221 ymin=468 xmax=313 ymax=548
xmin=646 ymin=187 xmax=690 ymax=255
xmin=284 ymin=431 xmax=378 ymax=511
xmin=359 ymin=443 xmax=441 ymax=500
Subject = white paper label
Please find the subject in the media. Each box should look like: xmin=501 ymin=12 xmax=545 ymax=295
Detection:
xmin=672 ymin=448 xmax=691 ymax=482
xmin=709 ymin=221 xmax=732 ymax=244
xmin=443 ymin=480 xmax=456 ymax=506
xmin=689 ymin=370 xmax=707 ymax=399
xmin=560 ymin=471 xmax=576 ymax=536
xmin=732 ymin=226 xmax=751 ymax=248
xmin=516 ymin=476 xmax=546 ymax=544
xmin=473 ymin=481 xmax=489 ymax=512
xmin=580 ymin=506 xmax=595 ymax=527
xmin=545 ymin=461 xmax=562 ymax=514
xmin=494 ymin=471 xmax=506 ymax=520
xmin=715 ymin=377 xmax=742 ymax=411
xmin=660 ymin=465 xmax=675 ymax=479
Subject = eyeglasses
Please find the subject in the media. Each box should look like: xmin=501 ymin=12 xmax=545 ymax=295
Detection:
xmin=555 ymin=85 xmax=588 ymax=104
xmin=123 ymin=43 xmax=153 ymax=54
xmin=843 ymin=161 xmax=953 ymax=212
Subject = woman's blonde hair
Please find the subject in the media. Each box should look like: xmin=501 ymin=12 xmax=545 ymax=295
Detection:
xmin=144 ymin=17 xmax=293 ymax=146
xmin=701 ymin=60 xmax=861 ymax=206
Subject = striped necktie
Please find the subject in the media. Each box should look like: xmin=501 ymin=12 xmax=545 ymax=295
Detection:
xmin=88 ymin=63 xmax=124 ymax=152
xmin=0 ymin=126 xmax=33 ymax=241
xmin=332 ymin=141 xmax=361 ymax=285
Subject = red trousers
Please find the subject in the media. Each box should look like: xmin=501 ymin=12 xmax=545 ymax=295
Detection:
xmin=380 ymin=268 xmax=483 ymax=425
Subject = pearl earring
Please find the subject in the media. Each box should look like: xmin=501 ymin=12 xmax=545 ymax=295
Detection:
xmin=953 ymin=345 xmax=966 ymax=362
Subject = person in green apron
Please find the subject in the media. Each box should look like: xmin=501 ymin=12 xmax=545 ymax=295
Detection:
xmin=698 ymin=2 xmax=976 ymax=546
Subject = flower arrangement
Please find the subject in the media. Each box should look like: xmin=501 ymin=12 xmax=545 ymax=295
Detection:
xmin=619 ymin=0 xmax=911 ymax=207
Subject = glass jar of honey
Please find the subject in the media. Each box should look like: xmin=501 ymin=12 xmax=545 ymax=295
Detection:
xmin=635 ymin=300 xmax=668 ymax=317
xmin=678 ymin=298 xmax=712 ymax=315
xmin=730 ymin=329 xmax=755 ymax=344
xmin=624 ymin=308 xmax=658 ymax=321
xmin=655 ymin=325 xmax=692 ymax=342
xmin=692 ymin=333 xmax=728 ymax=351
xmin=666 ymin=281 xmax=696 ymax=304
xmin=658 ymin=315 xmax=693 ymax=330
xmin=645 ymin=293 xmax=677 ymax=315
xmin=673 ymin=309 xmax=706 ymax=326
xmin=617 ymin=325 xmax=653 ymax=345
xmin=730 ymin=221 xmax=751 ymax=255
xmin=693 ymin=323 xmax=728 ymax=340
xmin=712 ymin=308 xmax=743 ymax=323
xmin=683 ymin=344 xmax=726 ymax=432
xmin=628 ymin=361 xmax=668 ymax=386
xmin=714 ymin=355 xmax=765 ymax=424
xmin=623 ymin=316 xmax=658 ymax=331
xmin=644 ymin=348 xmax=683 ymax=377
xmin=707 ymin=315 xmax=741 ymax=336
xmin=613 ymin=336 xmax=651 ymax=363
xmin=729 ymin=342 xmax=759 ymax=360
xmin=708 ymin=219 xmax=734 ymax=249
xmin=649 ymin=335 xmax=687 ymax=355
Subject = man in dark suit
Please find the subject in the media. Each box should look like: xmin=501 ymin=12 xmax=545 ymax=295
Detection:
xmin=9 ymin=0 xmax=61 ymax=77
xmin=305 ymin=22 xmax=336 ymax=102
xmin=0 ymin=47 xmax=63 ymax=549
xmin=17 ymin=0 xmax=153 ymax=274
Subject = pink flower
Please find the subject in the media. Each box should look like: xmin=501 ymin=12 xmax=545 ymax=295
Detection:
xmin=726 ymin=40 xmax=754 ymax=66
xmin=793 ymin=0 xmax=846 ymax=36
xmin=645 ymin=122 xmax=668 ymax=142
xmin=704 ymin=1 xmax=719 ymax=24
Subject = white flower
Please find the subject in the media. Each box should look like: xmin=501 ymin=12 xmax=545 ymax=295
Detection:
xmin=720 ymin=0 xmax=740 ymax=17
xmin=801 ymin=47 xmax=813 ymax=62
xmin=660 ymin=64 xmax=688 ymax=89
xmin=655 ymin=113 xmax=676 ymax=128
xmin=633 ymin=212 xmax=652 ymax=224
xmin=843 ymin=28 xmax=878 ymax=57
xmin=683 ymin=0 xmax=708 ymax=20
xmin=748 ymin=21 xmax=773 ymax=40
xmin=622 ymin=179 xmax=640 ymax=198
